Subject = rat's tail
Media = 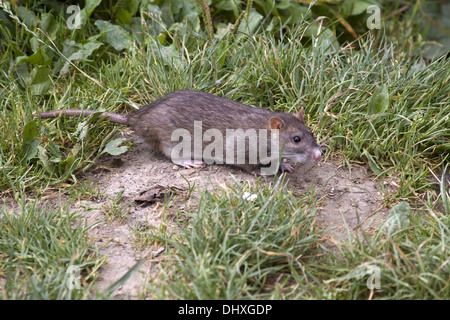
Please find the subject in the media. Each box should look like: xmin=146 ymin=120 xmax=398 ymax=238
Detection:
xmin=33 ymin=109 xmax=129 ymax=125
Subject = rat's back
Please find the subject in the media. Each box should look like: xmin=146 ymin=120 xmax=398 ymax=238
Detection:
xmin=128 ymin=90 xmax=275 ymax=142
xmin=130 ymin=90 xmax=272 ymax=128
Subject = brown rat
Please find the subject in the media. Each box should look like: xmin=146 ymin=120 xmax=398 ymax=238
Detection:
xmin=34 ymin=90 xmax=321 ymax=175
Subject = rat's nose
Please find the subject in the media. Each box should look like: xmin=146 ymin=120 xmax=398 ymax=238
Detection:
xmin=312 ymin=148 xmax=321 ymax=160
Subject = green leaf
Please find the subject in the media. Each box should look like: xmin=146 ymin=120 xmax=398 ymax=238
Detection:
xmin=59 ymin=39 xmax=102 ymax=74
xmin=37 ymin=145 xmax=55 ymax=175
xmin=59 ymin=154 xmax=76 ymax=176
xmin=385 ymin=202 xmax=411 ymax=235
xmin=48 ymin=142 xmax=63 ymax=159
xmin=15 ymin=50 xmax=51 ymax=67
xmin=367 ymin=85 xmax=389 ymax=115
xmin=215 ymin=0 xmax=240 ymax=15
xmin=80 ymin=39 xmax=104 ymax=56
xmin=13 ymin=63 xmax=30 ymax=90
xmin=121 ymin=0 xmax=141 ymax=16
xmin=29 ymin=66 xmax=52 ymax=95
xmin=184 ymin=10 xmax=200 ymax=32
xmin=41 ymin=12 xmax=59 ymax=38
xmin=17 ymin=6 xmax=37 ymax=28
xmin=103 ymin=138 xmax=129 ymax=156
xmin=275 ymin=1 xmax=308 ymax=25
xmin=72 ymin=0 xmax=101 ymax=29
xmin=20 ymin=120 xmax=40 ymax=162
xmin=22 ymin=120 xmax=39 ymax=144
xmin=115 ymin=8 xmax=132 ymax=26
xmin=276 ymin=0 xmax=292 ymax=10
xmin=238 ymin=9 xmax=263 ymax=35
xmin=421 ymin=2 xmax=450 ymax=60
xmin=141 ymin=4 xmax=165 ymax=37
xmin=94 ymin=20 xmax=133 ymax=51
xmin=349 ymin=0 xmax=374 ymax=16
xmin=84 ymin=0 xmax=102 ymax=16
xmin=21 ymin=140 xmax=39 ymax=163
xmin=305 ymin=26 xmax=340 ymax=54
xmin=147 ymin=42 xmax=182 ymax=67
xmin=74 ymin=120 xmax=89 ymax=140
xmin=60 ymin=51 xmax=83 ymax=75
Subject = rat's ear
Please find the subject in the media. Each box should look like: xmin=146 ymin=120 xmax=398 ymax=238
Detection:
xmin=269 ymin=117 xmax=285 ymax=130
xmin=296 ymin=107 xmax=305 ymax=122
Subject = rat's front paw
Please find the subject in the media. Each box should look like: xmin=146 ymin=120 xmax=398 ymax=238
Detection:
xmin=280 ymin=162 xmax=294 ymax=173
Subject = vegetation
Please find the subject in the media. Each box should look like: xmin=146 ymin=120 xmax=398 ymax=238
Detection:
xmin=0 ymin=0 xmax=448 ymax=299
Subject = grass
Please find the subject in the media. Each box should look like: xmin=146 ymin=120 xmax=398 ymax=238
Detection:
xmin=141 ymin=180 xmax=449 ymax=300
xmin=0 ymin=1 xmax=449 ymax=299
xmin=323 ymin=203 xmax=449 ymax=299
xmin=0 ymin=198 xmax=105 ymax=299
xmin=101 ymin=190 xmax=131 ymax=223
xmin=145 ymin=178 xmax=320 ymax=299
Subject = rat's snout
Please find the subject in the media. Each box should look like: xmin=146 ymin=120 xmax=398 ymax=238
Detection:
xmin=312 ymin=148 xmax=321 ymax=160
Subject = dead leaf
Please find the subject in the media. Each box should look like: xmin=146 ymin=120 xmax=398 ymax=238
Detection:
xmin=134 ymin=186 xmax=182 ymax=206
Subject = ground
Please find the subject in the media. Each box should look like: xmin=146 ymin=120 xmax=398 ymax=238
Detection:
xmin=70 ymin=129 xmax=391 ymax=298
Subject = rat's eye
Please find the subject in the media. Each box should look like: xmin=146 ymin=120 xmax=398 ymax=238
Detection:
xmin=293 ymin=136 xmax=301 ymax=143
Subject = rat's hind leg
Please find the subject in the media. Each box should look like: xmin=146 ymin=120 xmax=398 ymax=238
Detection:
xmin=159 ymin=141 xmax=205 ymax=169
xmin=172 ymin=159 xmax=205 ymax=169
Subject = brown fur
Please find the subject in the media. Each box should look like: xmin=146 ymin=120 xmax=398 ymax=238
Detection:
xmin=34 ymin=90 xmax=321 ymax=174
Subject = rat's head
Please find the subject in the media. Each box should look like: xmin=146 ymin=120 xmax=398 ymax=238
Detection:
xmin=269 ymin=108 xmax=321 ymax=163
